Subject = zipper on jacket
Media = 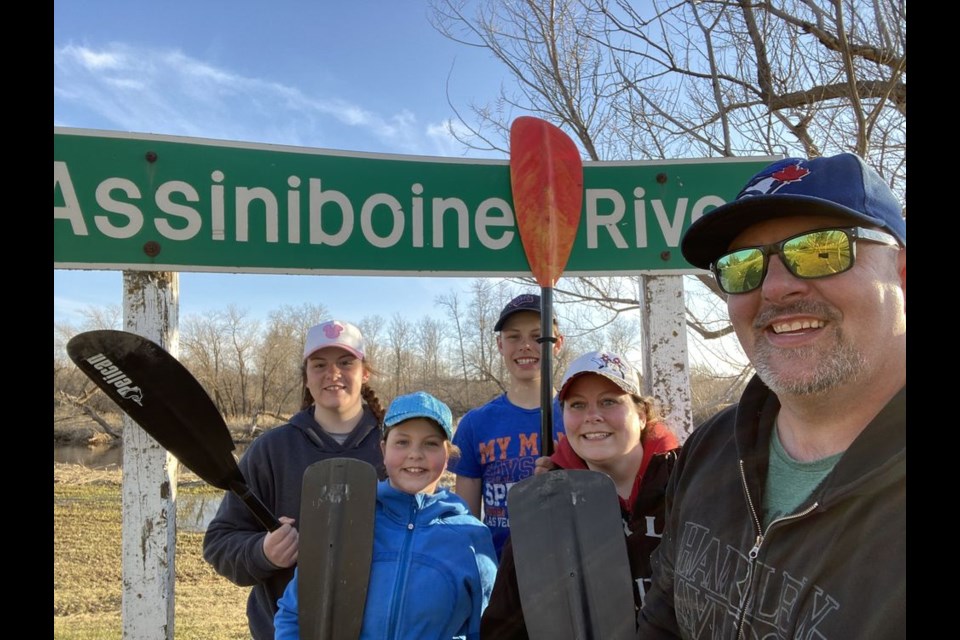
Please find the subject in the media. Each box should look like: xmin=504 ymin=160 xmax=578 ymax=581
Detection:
xmin=386 ymin=499 xmax=419 ymax=640
xmin=734 ymin=460 xmax=764 ymax=639
xmin=734 ymin=460 xmax=820 ymax=638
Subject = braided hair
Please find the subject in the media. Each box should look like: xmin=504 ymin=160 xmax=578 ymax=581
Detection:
xmin=360 ymin=384 xmax=385 ymax=423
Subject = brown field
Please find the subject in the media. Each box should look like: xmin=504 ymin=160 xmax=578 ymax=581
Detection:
xmin=53 ymin=452 xmax=457 ymax=639
xmin=53 ymin=463 xmax=251 ymax=639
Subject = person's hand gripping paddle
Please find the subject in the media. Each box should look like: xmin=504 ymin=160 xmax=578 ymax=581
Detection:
xmin=508 ymin=117 xmax=636 ymax=639
xmin=297 ymin=458 xmax=377 ymax=640
xmin=66 ymin=329 xmax=281 ymax=531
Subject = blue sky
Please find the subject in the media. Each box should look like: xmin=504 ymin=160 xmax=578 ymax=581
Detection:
xmin=54 ymin=1 xmax=509 ymax=327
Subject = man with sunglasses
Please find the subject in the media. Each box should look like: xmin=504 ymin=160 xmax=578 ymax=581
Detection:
xmin=636 ymin=153 xmax=906 ymax=639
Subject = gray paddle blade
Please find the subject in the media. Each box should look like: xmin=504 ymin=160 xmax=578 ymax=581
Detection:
xmin=298 ymin=458 xmax=378 ymax=640
xmin=508 ymin=469 xmax=636 ymax=640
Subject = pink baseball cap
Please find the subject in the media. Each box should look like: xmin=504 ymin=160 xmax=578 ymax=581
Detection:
xmin=303 ymin=320 xmax=365 ymax=361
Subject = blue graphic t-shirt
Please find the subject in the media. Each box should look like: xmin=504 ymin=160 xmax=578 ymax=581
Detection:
xmin=449 ymin=394 xmax=565 ymax=559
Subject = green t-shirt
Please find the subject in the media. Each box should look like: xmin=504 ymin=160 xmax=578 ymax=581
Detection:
xmin=762 ymin=423 xmax=843 ymax=528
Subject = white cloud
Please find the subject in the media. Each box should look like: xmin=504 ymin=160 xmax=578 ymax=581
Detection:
xmin=75 ymin=47 xmax=123 ymax=70
xmin=426 ymin=118 xmax=487 ymax=158
xmin=53 ymin=42 xmax=476 ymax=157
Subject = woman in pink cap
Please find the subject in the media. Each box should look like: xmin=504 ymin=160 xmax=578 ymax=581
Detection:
xmin=481 ymin=349 xmax=680 ymax=638
xmin=203 ymin=319 xmax=387 ymax=640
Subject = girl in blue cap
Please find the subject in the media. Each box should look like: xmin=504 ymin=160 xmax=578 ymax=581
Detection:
xmin=275 ymin=391 xmax=498 ymax=640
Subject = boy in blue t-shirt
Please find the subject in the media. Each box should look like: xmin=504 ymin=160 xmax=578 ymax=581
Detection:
xmin=449 ymin=293 xmax=565 ymax=559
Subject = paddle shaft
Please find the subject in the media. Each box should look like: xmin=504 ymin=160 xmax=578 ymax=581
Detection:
xmin=229 ymin=481 xmax=282 ymax=531
xmin=538 ymin=287 xmax=556 ymax=457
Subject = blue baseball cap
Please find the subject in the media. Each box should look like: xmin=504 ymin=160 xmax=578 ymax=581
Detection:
xmin=681 ymin=153 xmax=906 ymax=270
xmin=384 ymin=391 xmax=454 ymax=440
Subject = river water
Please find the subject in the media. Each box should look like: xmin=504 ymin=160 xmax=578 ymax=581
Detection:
xmin=54 ymin=443 xmax=123 ymax=468
xmin=53 ymin=443 xmax=250 ymax=532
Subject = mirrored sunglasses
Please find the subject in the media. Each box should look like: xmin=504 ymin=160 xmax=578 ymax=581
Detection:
xmin=711 ymin=226 xmax=900 ymax=294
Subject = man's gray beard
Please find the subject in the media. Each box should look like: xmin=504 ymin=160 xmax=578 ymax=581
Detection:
xmin=752 ymin=337 xmax=866 ymax=396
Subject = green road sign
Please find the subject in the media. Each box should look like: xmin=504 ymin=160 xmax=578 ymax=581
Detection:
xmin=54 ymin=128 xmax=777 ymax=276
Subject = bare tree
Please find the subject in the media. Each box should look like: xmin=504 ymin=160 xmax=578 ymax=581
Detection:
xmin=221 ymin=305 xmax=261 ymax=417
xmin=54 ymin=304 xmax=128 ymax=442
xmin=387 ymin=313 xmax=415 ymax=397
xmin=428 ymin=0 xmax=905 ymax=399
xmin=467 ymin=279 xmax=514 ymax=392
xmin=414 ymin=316 xmax=447 ymax=389
xmin=689 ymin=364 xmax=752 ymax=425
xmin=54 ymin=283 xmax=744 ymax=437
xmin=181 ymin=311 xmax=230 ymax=414
xmin=255 ymin=319 xmax=301 ymax=420
xmin=55 ymin=305 xmax=122 ymax=394
xmin=429 ymin=0 xmax=611 ymax=159
xmin=358 ymin=313 xmax=393 ymax=403
xmin=358 ymin=314 xmax=386 ymax=371
xmin=437 ymin=290 xmax=472 ymax=397
xmin=430 ymin=0 xmax=905 ymax=179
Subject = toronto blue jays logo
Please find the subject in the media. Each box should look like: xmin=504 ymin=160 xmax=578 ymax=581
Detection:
xmin=737 ymin=160 xmax=811 ymax=199
xmin=84 ymin=353 xmax=144 ymax=406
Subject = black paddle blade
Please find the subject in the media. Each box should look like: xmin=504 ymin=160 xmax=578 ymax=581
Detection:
xmin=508 ymin=470 xmax=636 ymax=640
xmin=66 ymin=330 xmax=280 ymax=531
xmin=298 ymin=458 xmax=378 ymax=640
xmin=67 ymin=330 xmax=235 ymax=485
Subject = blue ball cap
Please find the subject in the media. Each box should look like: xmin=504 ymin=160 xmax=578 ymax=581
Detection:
xmin=681 ymin=153 xmax=906 ymax=270
xmin=384 ymin=391 xmax=454 ymax=440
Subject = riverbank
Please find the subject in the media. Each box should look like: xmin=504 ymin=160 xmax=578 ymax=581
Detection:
xmin=53 ymin=463 xmax=250 ymax=639
xmin=53 ymin=408 xmax=272 ymax=447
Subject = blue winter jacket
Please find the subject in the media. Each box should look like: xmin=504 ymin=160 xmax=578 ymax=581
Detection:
xmin=275 ymin=480 xmax=498 ymax=640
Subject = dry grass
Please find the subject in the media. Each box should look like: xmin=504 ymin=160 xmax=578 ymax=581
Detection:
xmin=53 ymin=404 xmax=455 ymax=638
xmin=53 ymin=463 xmax=250 ymax=639
xmin=53 ymin=462 xmax=457 ymax=639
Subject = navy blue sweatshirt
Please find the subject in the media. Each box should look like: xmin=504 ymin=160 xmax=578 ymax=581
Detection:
xmin=202 ymin=406 xmax=385 ymax=640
